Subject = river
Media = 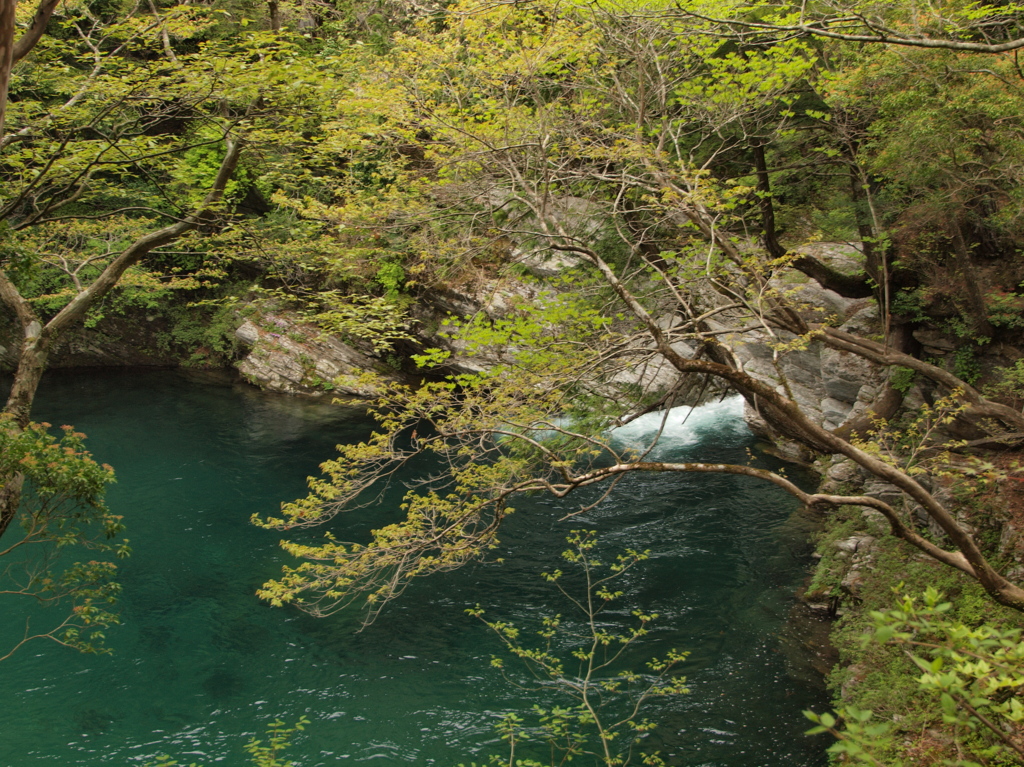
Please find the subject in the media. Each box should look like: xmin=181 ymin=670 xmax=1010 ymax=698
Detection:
xmin=0 ymin=368 xmax=830 ymax=765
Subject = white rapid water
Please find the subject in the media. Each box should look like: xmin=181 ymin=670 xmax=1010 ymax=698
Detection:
xmin=608 ymin=395 xmax=751 ymax=459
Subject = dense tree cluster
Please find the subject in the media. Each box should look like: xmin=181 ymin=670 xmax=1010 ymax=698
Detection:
xmin=245 ymin=0 xmax=1024 ymax=616
xmin=2 ymin=0 xmax=1024 ymax=760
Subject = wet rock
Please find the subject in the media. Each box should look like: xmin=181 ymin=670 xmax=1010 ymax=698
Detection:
xmin=841 ymin=566 xmax=867 ymax=597
xmin=827 ymin=459 xmax=860 ymax=484
xmin=235 ymin=320 xmax=260 ymax=347
xmin=834 ymin=535 xmax=876 ymax=554
xmin=913 ymin=328 xmax=956 ymax=354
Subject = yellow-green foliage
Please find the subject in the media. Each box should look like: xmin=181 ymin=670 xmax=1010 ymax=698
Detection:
xmin=807 ymin=588 xmax=1024 ymax=766
xmin=0 ymin=417 xmax=126 ymax=660
xmin=465 ymin=531 xmax=689 ymax=767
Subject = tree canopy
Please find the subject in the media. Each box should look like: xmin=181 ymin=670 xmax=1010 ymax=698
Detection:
xmin=2 ymin=0 xmax=1024 ymax=759
xmin=237 ymin=0 xmax=1024 ymax=623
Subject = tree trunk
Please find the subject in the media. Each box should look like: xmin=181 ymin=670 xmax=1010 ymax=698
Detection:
xmin=0 ymin=295 xmax=50 ymax=539
xmin=0 ymin=313 xmax=48 ymax=541
xmin=4 ymin=323 xmax=49 ymax=428
xmin=952 ymin=227 xmax=994 ymax=338
xmin=0 ymin=0 xmax=15 ymax=137
xmin=752 ymin=142 xmax=785 ymax=260
xmin=0 ymin=0 xmax=60 ymax=138
xmin=0 ymin=472 xmax=21 ymax=540
xmin=0 ymin=133 xmax=243 ymax=543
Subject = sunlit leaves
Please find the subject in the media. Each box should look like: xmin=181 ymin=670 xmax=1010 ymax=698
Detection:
xmin=253 ymin=279 xmax=664 ymax=621
xmin=466 ymin=531 xmax=687 ymax=767
xmin=0 ymin=416 xmax=125 ymax=660
xmin=311 ymin=293 xmax=415 ymax=353
xmin=807 ymin=588 xmax=1024 ymax=766
xmin=2 ymin=12 xmax=352 ymax=322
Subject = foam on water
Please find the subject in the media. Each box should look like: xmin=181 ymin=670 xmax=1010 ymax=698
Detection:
xmin=609 ymin=396 xmax=750 ymax=458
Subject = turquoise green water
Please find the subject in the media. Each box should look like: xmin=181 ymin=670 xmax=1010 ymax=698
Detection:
xmin=0 ymin=369 xmax=829 ymax=765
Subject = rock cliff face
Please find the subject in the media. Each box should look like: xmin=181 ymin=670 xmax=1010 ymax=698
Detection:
xmin=690 ymin=244 xmax=887 ymax=456
xmin=229 ymin=262 xmax=697 ymax=397
xmin=232 ymin=314 xmax=405 ymax=397
xmin=0 ymin=240 xmax=934 ymax=447
xmin=0 ymin=314 xmax=183 ymax=370
xmin=227 ymin=276 xmax=548 ymax=394
xmin=732 ymin=302 xmax=885 ymax=454
xmin=408 ymin=277 xmax=547 ymax=375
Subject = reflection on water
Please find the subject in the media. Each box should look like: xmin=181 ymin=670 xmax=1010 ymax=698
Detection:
xmin=0 ymin=369 xmax=829 ymax=765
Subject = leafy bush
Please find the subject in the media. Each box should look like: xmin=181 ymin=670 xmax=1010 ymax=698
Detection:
xmin=0 ymin=417 xmax=126 ymax=660
xmin=808 ymin=589 xmax=1024 ymax=766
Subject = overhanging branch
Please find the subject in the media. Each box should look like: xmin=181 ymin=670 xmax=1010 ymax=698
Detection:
xmin=679 ymin=9 xmax=1024 ymax=53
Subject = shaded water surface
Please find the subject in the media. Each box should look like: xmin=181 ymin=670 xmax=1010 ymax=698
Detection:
xmin=0 ymin=369 xmax=829 ymax=765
